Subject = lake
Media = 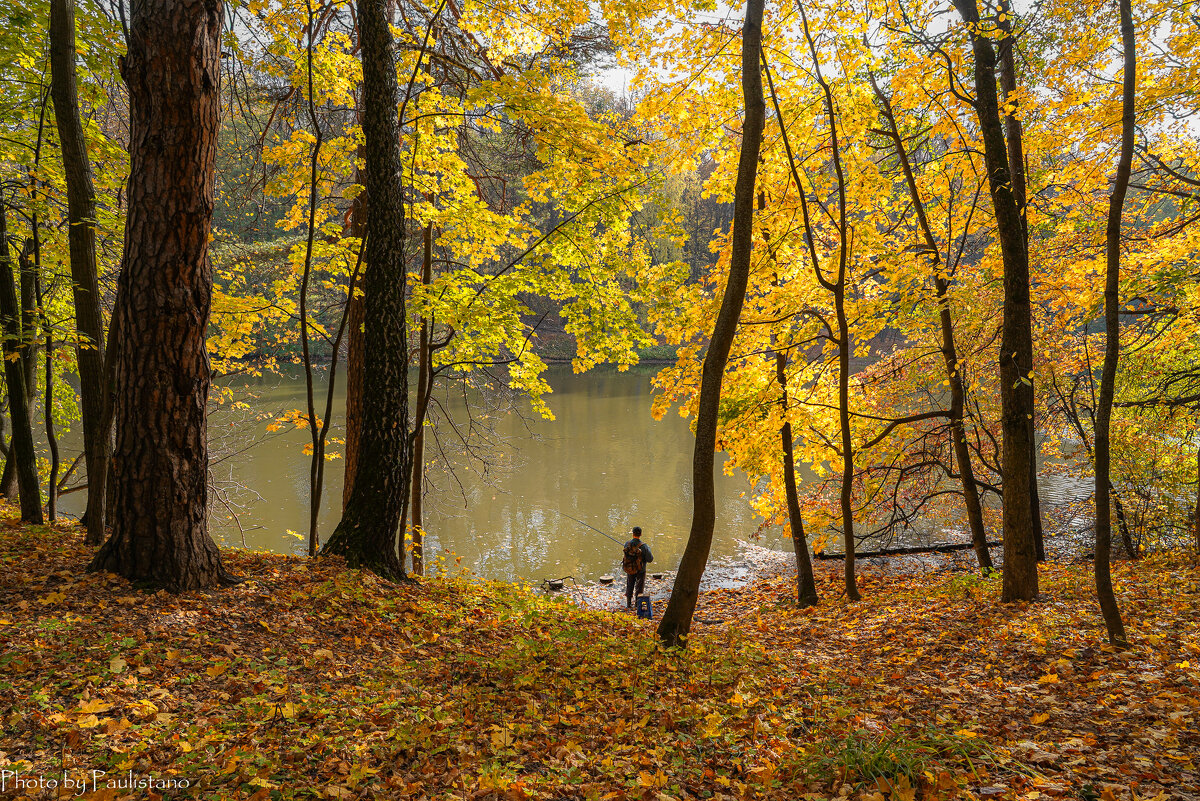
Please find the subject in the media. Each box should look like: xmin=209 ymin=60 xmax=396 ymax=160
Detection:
xmin=52 ymin=363 xmax=1091 ymax=582
xmin=60 ymin=364 xmax=789 ymax=583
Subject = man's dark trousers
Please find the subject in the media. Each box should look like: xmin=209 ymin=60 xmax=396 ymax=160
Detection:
xmin=625 ymin=571 xmax=645 ymax=606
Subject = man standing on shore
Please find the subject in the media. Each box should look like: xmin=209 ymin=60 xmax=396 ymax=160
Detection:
xmin=622 ymin=527 xmax=653 ymax=608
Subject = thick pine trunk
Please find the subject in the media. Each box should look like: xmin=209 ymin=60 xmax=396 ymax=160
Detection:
xmin=49 ymin=0 xmax=110 ymax=546
xmin=1094 ymin=0 xmax=1134 ymax=648
xmin=656 ymin=0 xmax=764 ymax=647
xmin=0 ymin=208 xmax=43 ymax=523
xmin=88 ymin=0 xmax=232 ymax=591
xmin=952 ymin=0 xmax=1038 ymax=602
xmin=777 ymin=352 xmax=818 ymax=606
xmin=321 ymin=0 xmax=410 ymax=581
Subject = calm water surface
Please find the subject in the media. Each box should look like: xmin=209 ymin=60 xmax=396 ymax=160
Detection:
xmin=62 ymin=365 xmax=788 ymax=582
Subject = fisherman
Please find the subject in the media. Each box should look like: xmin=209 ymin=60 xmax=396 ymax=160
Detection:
xmin=621 ymin=527 xmax=653 ymax=608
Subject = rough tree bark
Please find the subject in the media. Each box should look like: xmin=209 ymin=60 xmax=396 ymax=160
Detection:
xmin=340 ymin=144 xmax=368 ymax=514
xmin=0 ymin=205 xmax=43 ymax=523
xmin=1094 ymin=0 xmax=1134 ymax=648
xmin=341 ymin=180 xmax=366 ymax=511
xmin=88 ymin=0 xmax=234 ymax=591
xmin=656 ymin=0 xmax=764 ymax=647
xmin=952 ymin=0 xmax=1039 ymax=601
xmin=49 ymin=0 xmax=110 ymax=546
xmin=320 ymin=0 xmax=411 ymax=581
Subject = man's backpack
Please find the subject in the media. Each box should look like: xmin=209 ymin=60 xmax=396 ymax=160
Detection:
xmin=622 ymin=541 xmax=645 ymax=575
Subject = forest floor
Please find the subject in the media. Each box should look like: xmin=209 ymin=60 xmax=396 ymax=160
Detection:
xmin=1 ymin=511 xmax=1197 ymax=801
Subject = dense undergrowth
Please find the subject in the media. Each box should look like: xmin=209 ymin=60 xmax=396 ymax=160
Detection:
xmin=0 ymin=511 xmax=1196 ymax=800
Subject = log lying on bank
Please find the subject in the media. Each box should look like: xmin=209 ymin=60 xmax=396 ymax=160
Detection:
xmin=814 ymin=541 xmax=1001 ymax=560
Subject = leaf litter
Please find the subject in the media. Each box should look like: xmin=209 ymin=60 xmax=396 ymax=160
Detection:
xmin=0 ymin=512 xmax=1197 ymax=800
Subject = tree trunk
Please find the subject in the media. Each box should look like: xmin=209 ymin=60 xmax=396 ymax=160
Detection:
xmin=17 ymin=241 xmax=38 ymax=406
xmin=0 ymin=207 xmax=43 ymax=523
xmin=801 ymin=5 xmax=858 ymax=602
xmin=342 ymin=163 xmax=366 ymax=510
xmin=88 ymin=0 xmax=233 ymax=591
xmin=777 ymin=352 xmax=818 ymax=606
xmin=0 ymin=413 xmax=14 ymax=499
xmin=49 ymin=0 xmax=110 ymax=546
xmin=321 ymin=0 xmax=410 ymax=581
xmin=1094 ymin=0 xmax=1134 ymax=648
xmin=300 ymin=2 xmax=326 ymax=556
xmin=952 ymin=0 xmax=1039 ymax=602
xmin=869 ymin=77 xmax=992 ymax=571
xmin=1194 ymin=445 xmax=1199 ymax=556
xmin=36 ymin=270 xmax=59 ymax=521
xmin=995 ymin=2 xmax=1046 ymax=563
xmin=410 ymin=222 xmax=434 ymax=576
xmin=656 ymin=0 xmax=764 ymax=647
xmin=835 ymin=285 xmax=857 ymax=601
xmin=1111 ymin=490 xmax=1136 ymax=559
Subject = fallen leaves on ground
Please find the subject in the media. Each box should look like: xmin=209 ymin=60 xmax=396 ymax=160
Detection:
xmin=0 ymin=511 xmax=1196 ymax=800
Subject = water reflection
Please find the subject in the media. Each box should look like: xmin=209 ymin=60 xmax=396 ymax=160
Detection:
xmin=60 ymin=365 xmax=784 ymax=582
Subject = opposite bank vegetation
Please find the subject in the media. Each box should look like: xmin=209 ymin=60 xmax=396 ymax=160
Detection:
xmin=0 ymin=513 xmax=1197 ymax=801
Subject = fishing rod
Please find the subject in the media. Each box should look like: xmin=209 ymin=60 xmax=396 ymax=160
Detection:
xmin=557 ymin=511 xmax=624 ymax=546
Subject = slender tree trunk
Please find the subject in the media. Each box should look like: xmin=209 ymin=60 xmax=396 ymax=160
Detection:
xmin=49 ymin=0 xmax=109 ymax=546
xmin=869 ymin=77 xmax=992 ymax=571
xmin=952 ymin=0 xmax=1039 ymax=602
xmin=796 ymin=2 xmax=857 ymax=601
xmin=777 ymin=352 xmax=818 ymax=606
xmin=995 ymin=0 xmax=1046 ymax=562
xmin=38 ymin=273 xmax=59 ymax=521
xmin=0 ymin=207 xmax=43 ymax=523
xmin=17 ymin=241 xmax=38 ymax=406
xmin=321 ymin=0 xmax=411 ymax=581
xmin=1094 ymin=0 xmax=1134 ymax=648
xmin=656 ymin=0 xmax=764 ymax=647
xmin=1194 ymin=445 xmax=1199 ymax=556
xmin=410 ymin=222 xmax=434 ymax=576
xmin=30 ymin=217 xmax=59 ymax=521
xmin=300 ymin=0 xmax=326 ymax=556
xmin=0 ymin=409 xmax=13 ymax=500
xmin=835 ymin=287 xmax=857 ymax=600
xmin=88 ymin=0 xmax=233 ymax=591
xmin=1112 ymin=490 xmax=1136 ymax=559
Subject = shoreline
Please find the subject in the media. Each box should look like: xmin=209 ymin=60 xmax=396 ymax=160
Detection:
xmin=559 ymin=533 xmax=1105 ymax=618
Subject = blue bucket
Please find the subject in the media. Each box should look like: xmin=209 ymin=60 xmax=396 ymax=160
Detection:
xmin=635 ymin=595 xmax=653 ymax=619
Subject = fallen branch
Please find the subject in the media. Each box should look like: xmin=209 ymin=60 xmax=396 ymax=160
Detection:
xmin=814 ymin=541 xmax=1000 ymax=560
